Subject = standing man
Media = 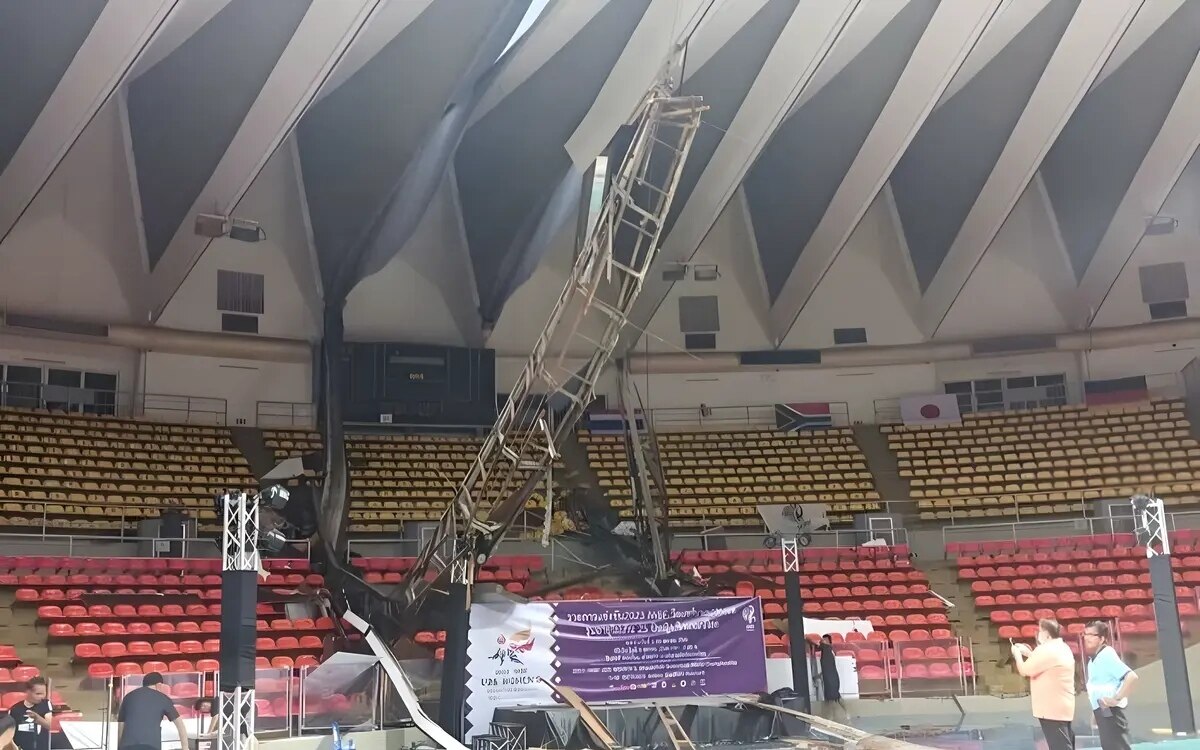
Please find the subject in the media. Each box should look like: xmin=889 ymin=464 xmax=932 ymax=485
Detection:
xmin=1084 ymin=622 xmax=1138 ymax=750
xmin=814 ymin=635 xmax=841 ymax=704
xmin=8 ymin=677 xmax=51 ymax=750
xmin=116 ymin=673 xmax=190 ymax=750
xmin=1012 ymin=618 xmax=1076 ymax=750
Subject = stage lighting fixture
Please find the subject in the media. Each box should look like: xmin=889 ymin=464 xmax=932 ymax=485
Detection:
xmin=228 ymin=218 xmax=266 ymax=243
xmin=261 ymin=484 xmax=290 ymax=510
xmin=1145 ymin=215 xmax=1179 ymax=236
xmin=192 ymin=214 xmax=265 ymax=243
xmin=194 ymin=213 xmax=227 ymax=238
xmin=261 ymin=529 xmax=288 ymax=555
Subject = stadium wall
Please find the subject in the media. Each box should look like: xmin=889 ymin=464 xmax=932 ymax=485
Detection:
xmin=141 ymin=350 xmax=310 ymax=427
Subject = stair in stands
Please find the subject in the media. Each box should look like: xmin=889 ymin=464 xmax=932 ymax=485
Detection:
xmin=853 ymin=424 xmax=914 ymax=520
xmin=557 ymin=429 xmax=616 ymax=521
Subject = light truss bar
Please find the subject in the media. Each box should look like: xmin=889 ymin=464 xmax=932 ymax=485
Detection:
xmin=217 ymin=686 xmax=255 ymax=750
xmin=395 ymin=87 xmax=706 ymax=608
xmin=1132 ymin=493 xmax=1170 ymax=557
xmin=781 ymin=537 xmax=800 ymax=573
xmin=221 ymin=492 xmax=260 ymax=573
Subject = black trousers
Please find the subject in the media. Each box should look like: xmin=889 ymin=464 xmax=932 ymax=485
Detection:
xmin=1038 ymin=718 xmax=1075 ymax=750
xmin=1094 ymin=706 xmax=1132 ymax=750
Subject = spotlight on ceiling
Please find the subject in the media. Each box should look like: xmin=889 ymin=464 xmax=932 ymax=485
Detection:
xmin=193 ymin=213 xmax=266 ymax=243
xmin=1145 ymin=215 xmax=1179 ymax=236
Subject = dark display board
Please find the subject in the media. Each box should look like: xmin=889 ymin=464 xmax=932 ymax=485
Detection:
xmin=341 ymin=343 xmax=496 ymax=426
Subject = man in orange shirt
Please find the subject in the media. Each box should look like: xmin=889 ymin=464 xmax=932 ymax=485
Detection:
xmin=1012 ymin=618 xmax=1077 ymax=750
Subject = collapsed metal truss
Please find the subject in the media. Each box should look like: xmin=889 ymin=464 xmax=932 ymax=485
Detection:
xmin=619 ymin=363 xmax=673 ymax=582
xmin=394 ymin=86 xmax=706 ymax=607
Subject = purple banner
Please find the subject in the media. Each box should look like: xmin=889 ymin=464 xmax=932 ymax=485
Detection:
xmin=550 ymin=597 xmax=766 ymax=701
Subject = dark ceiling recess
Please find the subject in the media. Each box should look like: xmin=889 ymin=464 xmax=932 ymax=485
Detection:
xmin=685 ymin=333 xmax=717 ymax=351
xmin=1149 ymin=300 xmax=1187 ymax=320
xmin=742 ymin=0 xmax=938 ymax=303
xmin=453 ymin=0 xmax=651 ymax=303
xmin=127 ymin=0 xmax=312 ymax=269
xmin=296 ymin=0 xmax=509 ymax=291
xmin=0 ymin=0 xmax=106 ymax=174
xmin=891 ymin=0 xmax=1080 ymax=291
xmin=833 ymin=327 xmax=867 ymax=345
xmin=1041 ymin=0 xmax=1200 ymax=280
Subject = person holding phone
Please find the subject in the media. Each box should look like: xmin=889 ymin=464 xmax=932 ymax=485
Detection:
xmin=1011 ymin=618 xmax=1076 ymax=750
xmin=8 ymin=677 xmax=51 ymax=750
xmin=1084 ymin=621 xmax=1137 ymax=750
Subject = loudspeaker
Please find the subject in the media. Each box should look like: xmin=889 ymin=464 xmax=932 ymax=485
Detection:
xmin=218 ymin=571 xmax=258 ymax=690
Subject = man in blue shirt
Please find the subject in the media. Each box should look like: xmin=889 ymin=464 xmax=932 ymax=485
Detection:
xmin=1084 ymin=621 xmax=1138 ymax=750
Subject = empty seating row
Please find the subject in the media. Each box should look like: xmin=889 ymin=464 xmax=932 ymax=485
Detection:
xmin=887 ymin=401 xmax=1198 ymax=520
xmin=582 ymin=428 xmax=881 ymax=527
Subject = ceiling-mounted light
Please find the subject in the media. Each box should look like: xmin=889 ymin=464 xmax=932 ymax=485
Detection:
xmin=193 ymin=213 xmax=266 ymax=243
xmin=1145 ymin=215 xmax=1178 ymax=236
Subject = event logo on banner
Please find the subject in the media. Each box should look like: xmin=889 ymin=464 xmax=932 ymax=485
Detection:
xmin=899 ymin=393 xmax=962 ymax=425
xmin=465 ymin=597 xmax=766 ymax=738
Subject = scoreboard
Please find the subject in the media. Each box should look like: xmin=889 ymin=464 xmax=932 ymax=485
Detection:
xmin=341 ymin=343 xmax=496 ymax=426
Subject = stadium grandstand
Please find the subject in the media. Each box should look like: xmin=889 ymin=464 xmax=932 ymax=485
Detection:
xmin=4 ymin=2 xmax=1200 ymax=750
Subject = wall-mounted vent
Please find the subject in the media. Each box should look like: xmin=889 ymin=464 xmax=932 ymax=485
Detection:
xmin=661 ymin=266 xmax=687 ymax=282
xmin=740 ymin=349 xmax=821 ymax=366
xmin=970 ymin=334 xmax=1057 ymax=356
xmin=217 ymin=270 xmax=264 ymax=314
xmin=1149 ymin=300 xmax=1187 ymax=320
xmin=678 ymin=295 xmax=719 ymax=333
xmin=2 ymin=313 xmax=108 ymax=338
xmin=684 ymin=333 xmax=716 ymax=350
xmin=1140 ymin=262 xmax=1188 ymax=304
xmin=833 ymin=327 xmax=867 ymax=345
xmin=221 ymin=313 xmax=259 ymax=334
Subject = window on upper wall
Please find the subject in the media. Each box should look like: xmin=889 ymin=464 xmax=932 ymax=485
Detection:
xmin=944 ymin=372 xmax=1067 ymax=413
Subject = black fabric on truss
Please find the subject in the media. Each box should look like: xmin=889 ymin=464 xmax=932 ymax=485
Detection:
xmin=218 ymin=570 xmax=258 ymax=691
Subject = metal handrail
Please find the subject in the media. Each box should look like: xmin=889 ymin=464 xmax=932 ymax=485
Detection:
xmin=940 ymin=507 xmax=1200 ymax=554
xmin=0 ymin=381 xmax=228 ymax=424
xmin=639 ymin=401 xmax=852 ymax=431
xmin=873 ymin=370 xmax=1186 ymax=425
xmin=256 ymin=400 xmax=315 ymax=428
xmin=0 ymin=531 xmax=311 ymax=560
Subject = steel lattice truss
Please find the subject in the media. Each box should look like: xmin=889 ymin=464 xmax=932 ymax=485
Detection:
xmin=394 ymin=86 xmax=706 ymax=608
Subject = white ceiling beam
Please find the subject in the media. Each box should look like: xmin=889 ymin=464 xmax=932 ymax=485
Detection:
xmin=129 ymin=0 xmax=231 ymax=79
xmin=0 ymin=0 xmax=178 ymax=246
xmin=937 ymin=0 xmax=1051 ymax=105
xmin=919 ymin=0 xmax=1142 ymax=336
xmin=768 ymin=0 xmax=1001 ymax=345
xmin=623 ymin=0 xmax=861 ymax=348
xmin=1092 ymin=0 xmax=1186 ymax=90
xmin=148 ymin=0 xmax=383 ymax=320
xmin=1077 ymin=52 xmax=1200 ymax=325
xmin=790 ymin=0 xmax=907 ymax=112
xmin=311 ymin=0 xmax=434 ymax=106
xmin=562 ymin=0 xmax=706 ymax=168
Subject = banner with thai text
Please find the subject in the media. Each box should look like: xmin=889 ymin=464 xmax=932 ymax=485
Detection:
xmin=465 ymin=597 xmax=766 ymax=737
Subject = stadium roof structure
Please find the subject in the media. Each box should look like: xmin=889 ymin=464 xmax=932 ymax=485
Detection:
xmin=2 ymin=0 xmax=1199 ymax=360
